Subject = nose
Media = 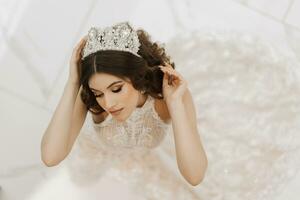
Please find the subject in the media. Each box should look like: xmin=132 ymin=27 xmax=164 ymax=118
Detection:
xmin=103 ymin=94 xmax=117 ymax=110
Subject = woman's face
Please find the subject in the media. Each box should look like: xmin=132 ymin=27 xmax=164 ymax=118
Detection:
xmin=88 ymin=72 xmax=147 ymax=122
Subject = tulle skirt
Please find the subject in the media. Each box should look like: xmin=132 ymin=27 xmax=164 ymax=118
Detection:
xmin=27 ymin=126 xmax=200 ymax=200
xmin=28 ymin=29 xmax=300 ymax=200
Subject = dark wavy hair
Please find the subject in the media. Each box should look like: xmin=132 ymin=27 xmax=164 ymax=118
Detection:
xmin=79 ymin=29 xmax=175 ymax=115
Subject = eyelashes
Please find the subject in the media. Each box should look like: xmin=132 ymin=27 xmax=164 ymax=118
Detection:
xmin=94 ymin=86 xmax=122 ymax=98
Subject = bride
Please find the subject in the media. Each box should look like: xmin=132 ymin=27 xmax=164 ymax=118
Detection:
xmin=28 ymin=21 xmax=300 ymax=200
xmin=37 ymin=21 xmax=207 ymax=200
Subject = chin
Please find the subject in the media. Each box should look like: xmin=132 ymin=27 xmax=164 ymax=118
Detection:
xmin=113 ymin=109 xmax=131 ymax=122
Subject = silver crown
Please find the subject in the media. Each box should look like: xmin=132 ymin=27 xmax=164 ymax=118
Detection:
xmin=81 ymin=21 xmax=141 ymax=60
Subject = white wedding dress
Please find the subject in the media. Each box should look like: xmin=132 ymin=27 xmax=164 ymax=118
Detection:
xmin=28 ymin=95 xmax=200 ymax=200
xmin=27 ymin=29 xmax=300 ymax=200
xmin=64 ymin=94 xmax=200 ymax=199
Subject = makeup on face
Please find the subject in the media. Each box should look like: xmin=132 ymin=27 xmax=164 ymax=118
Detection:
xmin=90 ymin=80 xmax=123 ymax=93
xmin=110 ymin=108 xmax=124 ymax=115
xmin=89 ymin=74 xmax=141 ymax=121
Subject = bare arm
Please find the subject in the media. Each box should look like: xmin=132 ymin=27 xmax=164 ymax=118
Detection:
xmin=167 ymin=89 xmax=208 ymax=186
xmin=40 ymin=35 xmax=89 ymax=167
xmin=65 ymin=84 xmax=88 ymax=154
xmin=41 ymin=79 xmax=86 ymax=167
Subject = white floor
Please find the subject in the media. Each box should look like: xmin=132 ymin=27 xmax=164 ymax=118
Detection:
xmin=1 ymin=0 xmax=300 ymax=199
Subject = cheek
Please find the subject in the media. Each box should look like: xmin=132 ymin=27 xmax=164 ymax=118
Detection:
xmin=121 ymin=85 xmax=140 ymax=111
xmin=121 ymin=86 xmax=135 ymax=103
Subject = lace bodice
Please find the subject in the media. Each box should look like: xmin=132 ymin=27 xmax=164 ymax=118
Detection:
xmin=83 ymin=95 xmax=171 ymax=153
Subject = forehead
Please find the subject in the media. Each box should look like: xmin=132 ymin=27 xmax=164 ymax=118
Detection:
xmin=88 ymin=73 xmax=129 ymax=89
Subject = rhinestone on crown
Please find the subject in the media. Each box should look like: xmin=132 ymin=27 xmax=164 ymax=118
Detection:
xmin=81 ymin=21 xmax=141 ymax=60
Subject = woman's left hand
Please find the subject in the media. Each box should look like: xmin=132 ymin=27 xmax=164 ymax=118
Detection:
xmin=158 ymin=62 xmax=188 ymax=103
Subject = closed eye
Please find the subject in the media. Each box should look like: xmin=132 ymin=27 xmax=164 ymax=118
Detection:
xmin=94 ymin=86 xmax=122 ymax=98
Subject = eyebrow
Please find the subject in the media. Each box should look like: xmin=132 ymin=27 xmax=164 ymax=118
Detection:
xmin=90 ymin=80 xmax=123 ymax=92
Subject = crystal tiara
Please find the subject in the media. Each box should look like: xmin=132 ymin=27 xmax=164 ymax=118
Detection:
xmin=81 ymin=21 xmax=141 ymax=60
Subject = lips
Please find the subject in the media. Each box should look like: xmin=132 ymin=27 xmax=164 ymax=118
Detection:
xmin=110 ymin=108 xmax=123 ymax=113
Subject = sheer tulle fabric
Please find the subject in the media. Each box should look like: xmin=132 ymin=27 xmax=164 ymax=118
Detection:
xmin=28 ymin=30 xmax=300 ymax=200
xmin=163 ymin=29 xmax=300 ymax=199
xmin=64 ymin=95 xmax=199 ymax=199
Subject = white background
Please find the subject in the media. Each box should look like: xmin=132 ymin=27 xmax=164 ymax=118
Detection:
xmin=1 ymin=0 xmax=300 ymax=199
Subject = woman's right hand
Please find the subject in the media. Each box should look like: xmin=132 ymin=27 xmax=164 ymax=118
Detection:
xmin=68 ymin=35 xmax=88 ymax=85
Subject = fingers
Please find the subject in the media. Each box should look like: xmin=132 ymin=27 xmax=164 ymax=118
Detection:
xmin=158 ymin=65 xmax=182 ymax=80
xmin=165 ymin=62 xmax=173 ymax=68
xmin=74 ymin=35 xmax=88 ymax=57
xmin=78 ymin=36 xmax=88 ymax=49
xmin=159 ymin=67 xmax=178 ymax=86
xmin=74 ymin=35 xmax=87 ymax=50
xmin=158 ymin=64 xmax=187 ymax=88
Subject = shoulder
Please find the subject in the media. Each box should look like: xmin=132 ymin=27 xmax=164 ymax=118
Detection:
xmin=154 ymin=98 xmax=171 ymax=124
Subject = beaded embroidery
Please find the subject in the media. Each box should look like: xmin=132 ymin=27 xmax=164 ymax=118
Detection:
xmin=90 ymin=95 xmax=171 ymax=149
